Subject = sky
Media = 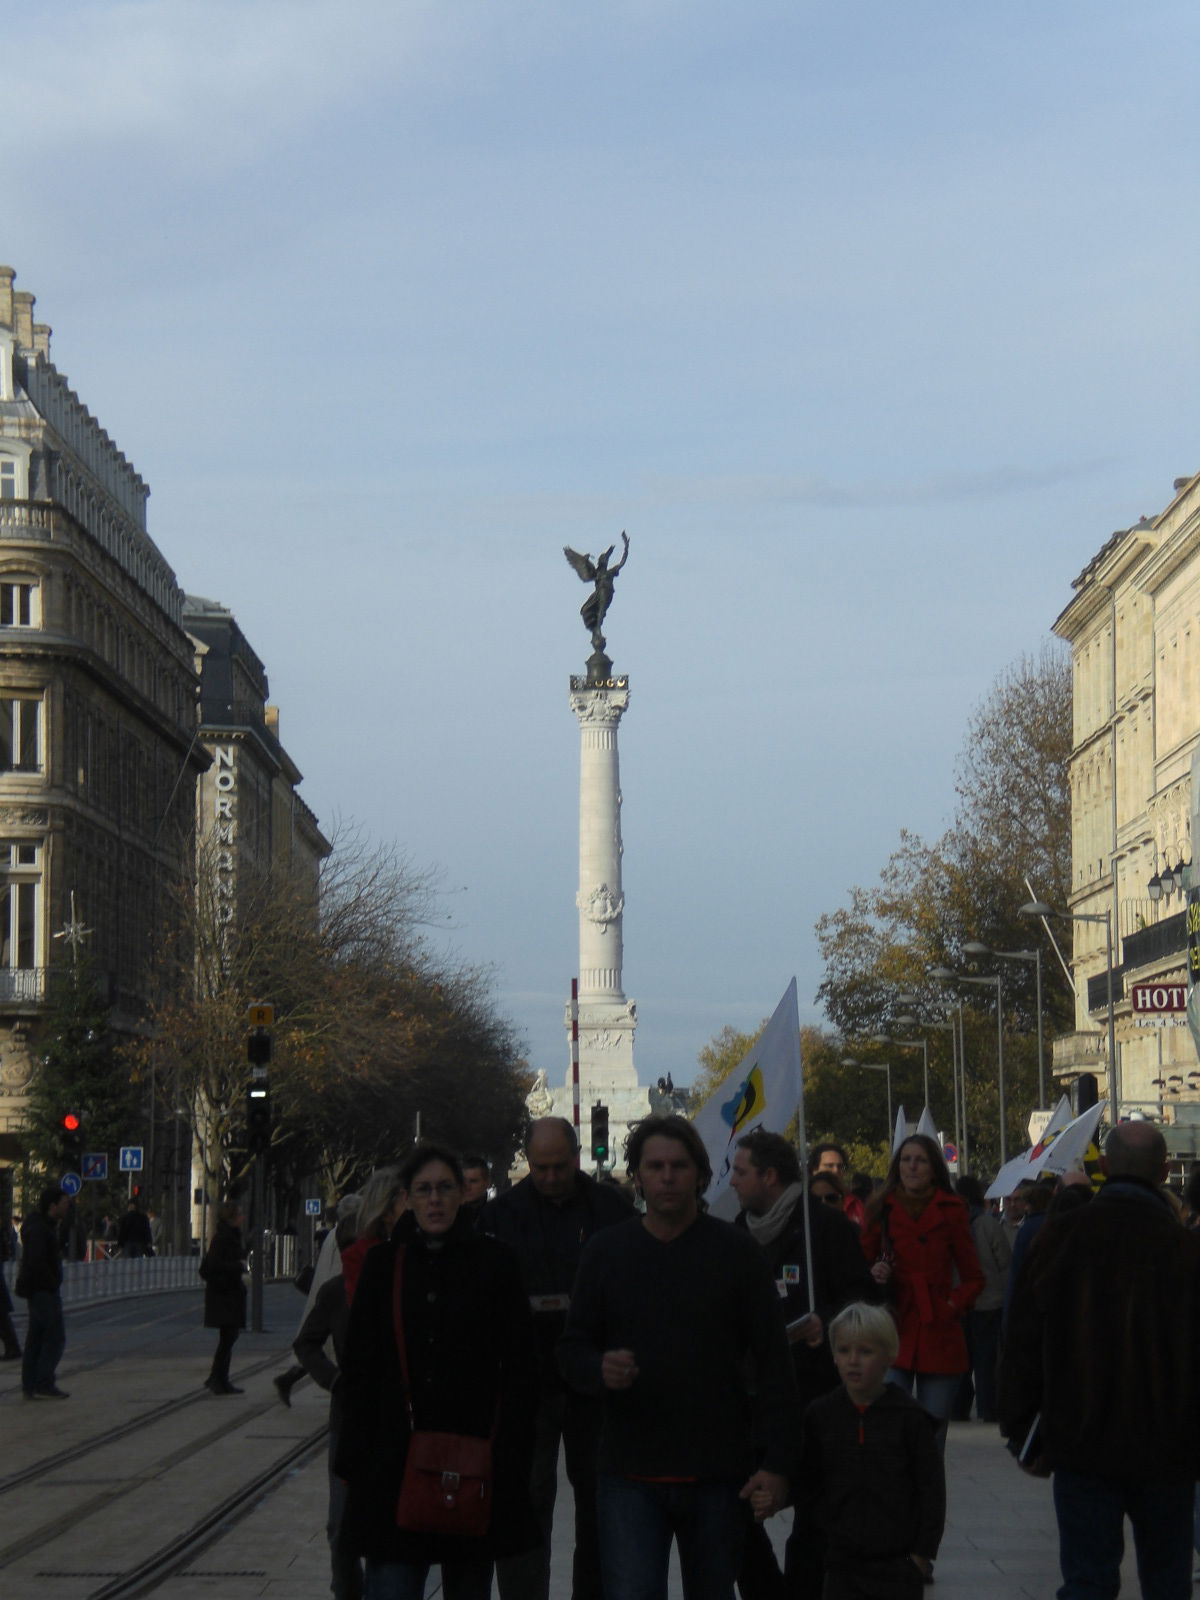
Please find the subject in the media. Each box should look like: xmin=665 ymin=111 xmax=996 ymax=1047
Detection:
xmin=7 ymin=1 xmax=1199 ymax=1087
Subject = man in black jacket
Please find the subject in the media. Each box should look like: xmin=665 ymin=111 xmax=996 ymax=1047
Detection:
xmin=999 ymin=1122 xmax=1200 ymax=1600
xmin=729 ymin=1130 xmax=875 ymax=1600
xmin=558 ymin=1115 xmax=797 ymax=1600
xmin=481 ymin=1117 xmax=632 ymax=1600
xmin=17 ymin=1185 xmax=70 ymax=1399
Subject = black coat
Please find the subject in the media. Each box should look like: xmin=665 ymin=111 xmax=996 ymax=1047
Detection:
xmin=480 ymin=1168 xmax=632 ymax=1388
xmin=17 ymin=1211 xmax=63 ymax=1297
xmin=294 ymin=1274 xmax=349 ymax=1430
xmin=999 ymin=1175 xmax=1200 ymax=1479
xmin=735 ymin=1191 xmax=876 ymax=1410
xmin=200 ymin=1220 xmax=246 ymax=1330
xmin=336 ymin=1212 xmax=539 ymax=1564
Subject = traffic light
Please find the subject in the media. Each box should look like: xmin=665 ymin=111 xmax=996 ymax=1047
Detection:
xmin=247 ymin=1082 xmax=271 ymax=1154
xmin=247 ymin=1027 xmax=272 ymax=1067
xmin=591 ymin=1102 xmax=610 ymax=1165
xmin=60 ymin=1111 xmax=83 ymax=1169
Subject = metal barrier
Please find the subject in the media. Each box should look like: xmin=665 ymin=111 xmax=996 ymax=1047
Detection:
xmin=2 ymin=1232 xmax=298 ymax=1307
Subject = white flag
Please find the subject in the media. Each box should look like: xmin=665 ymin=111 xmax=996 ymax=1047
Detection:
xmin=691 ymin=979 xmax=803 ymax=1221
xmin=892 ymin=1106 xmax=909 ymax=1154
xmin=915 ymin=1107 xmax=938 ymax=1141
xmin=985 ymin=1101 xmax=1107 ymax=1198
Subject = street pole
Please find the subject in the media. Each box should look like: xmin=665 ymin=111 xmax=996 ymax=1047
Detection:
xmin=251 ymin=1150 xmax=265 ymax=1333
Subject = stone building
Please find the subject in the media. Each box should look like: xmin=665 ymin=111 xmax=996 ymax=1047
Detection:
xmin=1053 ymin=469 xmax=1200 ymax=1154
xmin=185 ymin=595 xmax=329 ymax=907
xmin=0 ymin=268 xmax=204 ymax=1136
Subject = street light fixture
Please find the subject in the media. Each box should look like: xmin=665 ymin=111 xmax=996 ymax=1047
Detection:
xmin=1020 ymin=899 xmax=1118 ymax=1115
xmin=842 ymin=1057 xmax=893 ymax=1136
xmin=871 ymin=1033 xmax=928 ymax=1108
xmin=963 ymin=940 xmax=1047 ymax=1110
xmin=931 ymin=966 xmax=1007 ymax=1166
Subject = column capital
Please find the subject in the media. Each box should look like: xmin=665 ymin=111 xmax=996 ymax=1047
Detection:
xmin=569 ymin=679 xmax=630 ymax=724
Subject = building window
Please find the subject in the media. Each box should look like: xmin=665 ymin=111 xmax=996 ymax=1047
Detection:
xmin=0 ymin=460 xmax=15 ymax=500
xmin=0 ymin=839 xmax=41 ymax=977
xmin=0 ymin=696 xmax=41 ymax=771
xmin=0 ymin=580 xmax=38 ymax=628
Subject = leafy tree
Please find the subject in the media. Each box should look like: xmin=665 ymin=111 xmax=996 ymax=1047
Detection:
xmin=138 ymin=829 xmax=529 ymax=1239
xmin=814 ymin=647 xmax=1074 ymax=1177
xmin=23 ymin=959 xmax=145 ymax=1218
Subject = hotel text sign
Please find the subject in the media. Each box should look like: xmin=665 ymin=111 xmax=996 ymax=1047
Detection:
xmin=1130 ymin=980 xmax=1188 ymax=1027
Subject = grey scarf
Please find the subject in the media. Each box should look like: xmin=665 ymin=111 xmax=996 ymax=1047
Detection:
xmin=744 ymin=1181 xmax=805 ymax=1248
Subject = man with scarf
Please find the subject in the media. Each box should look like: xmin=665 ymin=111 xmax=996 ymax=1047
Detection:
xmin=730 ymin=1130 xmax=874 ymax=1600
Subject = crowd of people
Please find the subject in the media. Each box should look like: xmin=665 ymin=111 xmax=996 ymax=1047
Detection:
xmin=8 ymin=1111 xmax=1200 ymax=1600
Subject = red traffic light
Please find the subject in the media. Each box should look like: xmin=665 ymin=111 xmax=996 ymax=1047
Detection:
xmin=62 ymin=1112 xmax=81 ymax=1132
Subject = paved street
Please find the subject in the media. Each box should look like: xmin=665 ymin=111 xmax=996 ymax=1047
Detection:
xmin=2 ymin=1288 xmax=1145 ymax=1599
xmin=168 ymin=1405 xmax=1087 ymax=1600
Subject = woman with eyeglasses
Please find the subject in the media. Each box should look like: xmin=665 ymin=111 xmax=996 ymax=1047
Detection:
xmin=337 ymin=1143 xmax=539 ymax=1600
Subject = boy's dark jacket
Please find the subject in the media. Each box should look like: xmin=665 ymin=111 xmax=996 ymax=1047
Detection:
xmin=796 ymin=1383 xmax=945 ymax=1563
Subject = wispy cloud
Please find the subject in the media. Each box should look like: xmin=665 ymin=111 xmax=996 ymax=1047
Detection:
xmin=647 ymin=460 xmax=1111 ymax=510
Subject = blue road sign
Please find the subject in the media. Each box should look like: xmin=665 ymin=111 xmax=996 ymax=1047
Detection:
xmin=120 ymin=1146 xmax=144 ymax=1172
xmin=305 ymin=1198 xmax=322 ymax=1216
xmin=61 ymin=1172 xmax=82 ymax=1196
xmin=82 ymin=1152 xmax=108 ymax=1181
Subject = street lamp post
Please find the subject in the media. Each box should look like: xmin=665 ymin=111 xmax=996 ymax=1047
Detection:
xmin=931 ymin=967 xmax=1007 ymax=1165
xmin=872 ymin=1034 xmax=928 ymax=1108
xmin=964 ymin=941 xmax=1047 ymax=1109
xmin=842 ymin=1057 xmax=893 ymax=1139
xmin=1020 ymin=900 xmax=1118 ymax=1116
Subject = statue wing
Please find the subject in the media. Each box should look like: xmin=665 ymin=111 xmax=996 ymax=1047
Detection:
xmin=563 ymin=546 xmax=596 ymax=582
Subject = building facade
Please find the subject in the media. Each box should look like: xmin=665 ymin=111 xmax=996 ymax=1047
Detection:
xmin=1053 ymin=469 xmax=1200 ymax=1153
xmin=185 ymin=595 xmax=329 ymax=904
xmin=0 ymin=269 xmax=204 ymax=1136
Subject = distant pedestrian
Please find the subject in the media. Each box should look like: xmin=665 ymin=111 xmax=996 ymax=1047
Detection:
xmin=0 ymin=1207 xmax=20 ymax=1360
xmin=200 ymin=1200 xmax=246 ymax=1395
xmin=274 ymin=1190 xmax=363 ymax=1408
xmin=294 ymin=1210 xmax=366 ymax=1600
xmin=16 ymin=1186 xmax=71 ymax=1398
xmin=952 ymin=1174 xmax=1010 ymax=1423
xmin=860 ymin=1136 xmax=983 ymax=1457
xmin=783 ymin=1301 xmax=945 ymax=1598
xmin=460 ymin=1155 xmax=492 ymax=1224
xmin=116 ymin=1198 xmax=154 ymax=1257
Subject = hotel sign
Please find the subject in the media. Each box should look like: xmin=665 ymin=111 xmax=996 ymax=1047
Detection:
xmin=1130 ymin=980 xmax=1188 ymax=1027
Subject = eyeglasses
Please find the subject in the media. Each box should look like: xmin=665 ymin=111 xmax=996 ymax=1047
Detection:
xmin=409 ymin=1181 xmax=458 ymax=1200
xmin=816 ymin=1190 xmax=842 ymax=1206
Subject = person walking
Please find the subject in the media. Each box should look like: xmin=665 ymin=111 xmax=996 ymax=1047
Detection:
xmin=1000 ymin=1122 xmax=1200 ymax=1600
xmin=16 ymin=1185 xmax=70 ymax=1398
xmin=860 ymin=1135 xmax=983 ymax=1450
xmin=200 ymin=1199 xmax=247 ymax=1395
xmin=336 ymin=1144 xmax=539 ymax=1600
xmin=481 ymin=1116 xmax=632 ymax=1600
xmin=0 ymin=1206 xmax=21 ymax=1360
xmin=557 ymin=1114 xmax=797 ymax=1600
xmin=116 ymin=1198 xmax=154 ymax=1257
xmin=953 ymin=1173 xmax=1010 ymax=1423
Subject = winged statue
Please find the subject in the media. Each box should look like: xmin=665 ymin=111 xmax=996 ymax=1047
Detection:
xmin=563 ymin=532 xmax=630 ymax=655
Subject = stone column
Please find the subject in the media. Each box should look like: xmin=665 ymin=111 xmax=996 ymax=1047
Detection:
xmin=565 ymin=675 xmax=645 ymax=1153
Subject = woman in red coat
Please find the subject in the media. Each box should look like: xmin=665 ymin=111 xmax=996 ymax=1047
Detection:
xmin=860 ymin=1135 xmax=984 ymax=1449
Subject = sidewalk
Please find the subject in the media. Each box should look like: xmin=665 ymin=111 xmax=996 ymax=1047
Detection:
xmin=192 ymin=1416 xmax=1089 ymax=1599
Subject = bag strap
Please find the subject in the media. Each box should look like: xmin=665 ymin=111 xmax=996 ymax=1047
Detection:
xmin=391 ymin=1244 xmax=415 ymax=1427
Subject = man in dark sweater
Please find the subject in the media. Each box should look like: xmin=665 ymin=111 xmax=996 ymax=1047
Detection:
xmin=558 ymin=1114 xmax=797 ymax=1600
xmin=482 ymin=1117 xmax=632 ymax=1600
xmin=17 ymin=1185 xmax=71 ymax=1399
xmin=1000 ymin=1121 xmax=1200 ymax=1600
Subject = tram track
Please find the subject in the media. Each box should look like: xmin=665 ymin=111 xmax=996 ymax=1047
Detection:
xmin=0 ymin=1350 xmax=289 ymax=1497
